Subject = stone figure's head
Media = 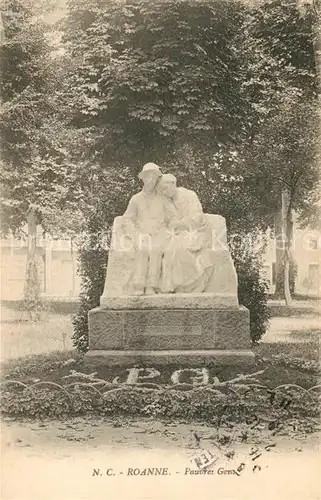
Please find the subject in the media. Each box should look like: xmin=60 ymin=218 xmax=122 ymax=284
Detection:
xmin=159 ymin=173 xmax=177 ymax=199
xmin=138 ymin=163 xmax=162 ymax=193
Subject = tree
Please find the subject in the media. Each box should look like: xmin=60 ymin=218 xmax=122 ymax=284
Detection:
xmin=1 ymin=0 xmax=47 ymax=229
xmin=239 ymin=0 xmax=319 ymax=303
xmin=0 ymin=0 xmax=86 ymax=311
xmin=245 ymin=98 xmax=319 ymax=303
xmin=62 ymin=0 xmax=250 ymax=163
xmin=1 ymin=14 xmax=78 ymax=230
xmin=0 ymin=0 xmax=50 ymax=308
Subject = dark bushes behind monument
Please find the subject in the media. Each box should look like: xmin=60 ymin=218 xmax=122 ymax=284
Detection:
xmin=233 ymin=253 xmax=270 ymax=345
xmin=72 ymin=245 xmax=107 ymax=353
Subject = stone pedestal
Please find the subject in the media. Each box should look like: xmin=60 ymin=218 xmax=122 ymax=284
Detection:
xmin=86 ymin=294 xmax=254 ymax=366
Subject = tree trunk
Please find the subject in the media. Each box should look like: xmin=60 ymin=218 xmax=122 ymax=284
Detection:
xmin=274 ymin=190 xmax=294 ymax=304
xmin=282 ymin=189 xmax=293 ymax=306
xmin=0 ymin=12 xmax=5 ymax=45
xmin=71 ymin=237 xmax=76 ymax=297
xmin=44 ymin=232 xmax=52 ymax=295
xmin=314 ymin=0 xmax=321 ymax=144
xmin=313 ymin=0 xmax=321 ymax=86
xmin=274 ymin=210 xmax=284 ymax=298
xmin=24 ymin=208 xmax=41 ymax=320
xmin=283 ymin=255 xmax=291 ymax=305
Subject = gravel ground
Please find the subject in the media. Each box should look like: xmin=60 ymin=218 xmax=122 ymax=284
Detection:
xmin=1 ymin=417 xmax=320 ymax=500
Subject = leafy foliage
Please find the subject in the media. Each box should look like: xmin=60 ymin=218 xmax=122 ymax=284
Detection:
xmin=1 ymin=382 xmax=319 ymax=426
xmin=72 ymin=231 xmax=108 ymax=353
xmin=63 ymin=0 xmax=248 ymax=155
xmin=1 ymin=0 xmax=51 ymax=230
xmin=233 ymin=247 xmax=270 ymax=344
xmin=243 ymin=99 xmax=319 ymax=218
xmin=0 ymin=0 xmax=86 ymax=235
xmin=267 ymin=354 xmax=320 ymax=374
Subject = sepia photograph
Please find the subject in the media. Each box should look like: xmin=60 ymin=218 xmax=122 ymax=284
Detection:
xmin=0 ymin=0 xmax=320 ymax=498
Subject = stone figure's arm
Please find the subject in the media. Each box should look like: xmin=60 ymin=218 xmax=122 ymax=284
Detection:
xmin=123 ymin=196 xmax=137 ymax=219
xmin=168 ymin=218 xmax=186 ymax=231
xmin=121 ymin=196 xmax=138 ymax=232
xmin=163 ymin=199 xmax=181 ymax=230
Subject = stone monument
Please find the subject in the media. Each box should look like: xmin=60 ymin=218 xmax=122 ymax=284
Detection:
xmin=86 ymin=163 xmax=254 ymax=366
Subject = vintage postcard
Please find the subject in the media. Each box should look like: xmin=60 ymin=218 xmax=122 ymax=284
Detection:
xmin=0 ymin=0 xmax=320 ymax=499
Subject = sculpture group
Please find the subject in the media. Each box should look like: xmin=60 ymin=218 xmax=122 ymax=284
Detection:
xmin=109 ymin=162 xmax=217 ymax=296
xmin=89 ymin=162 xmax=253 ymax=366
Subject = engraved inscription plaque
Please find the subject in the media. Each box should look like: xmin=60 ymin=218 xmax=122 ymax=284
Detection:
xmin=145 ymin=325 xmax=202 ymax=336
xmin=141 ymin=311 xmax=203 ymax=336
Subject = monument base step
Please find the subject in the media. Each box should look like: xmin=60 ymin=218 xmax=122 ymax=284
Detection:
xmin=100 ymin=293 xmax=238 ymax=309
xmin=85 ymin=349 xmax=255 ymax=367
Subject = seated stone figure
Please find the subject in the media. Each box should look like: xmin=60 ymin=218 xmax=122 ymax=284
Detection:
xmin=118 ymin=162 xmax=168 ymax=295
xmin=158 ymin=174 xmax=215 ymax=293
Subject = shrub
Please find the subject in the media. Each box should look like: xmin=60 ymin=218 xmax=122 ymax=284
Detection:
xmin=1 ymin=384 xmax=319 ymax=426
xmin=237 ymin=264 xmax=270 ymax=343
xmin=268 ymin=354 xmax=320 ymax=373
xmin=231 ymin=238 xmax=270 ymax=343
xmin=72 ymin=237 xmax=107 ymax=353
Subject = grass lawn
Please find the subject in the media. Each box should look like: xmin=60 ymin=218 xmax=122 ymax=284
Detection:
xmin=0 ymin=307 xmax=73 ymax=361
xmin=1 ymin=340 xmax=319 ymax=387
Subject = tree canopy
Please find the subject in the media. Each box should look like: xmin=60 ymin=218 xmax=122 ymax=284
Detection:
xmin=59 ymin=0 xmax=319 ymax=234
xmin=0 ymin=0 xmax=83 ymax=235
xmin=1 ymin=0 xmax=319 ymax=236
